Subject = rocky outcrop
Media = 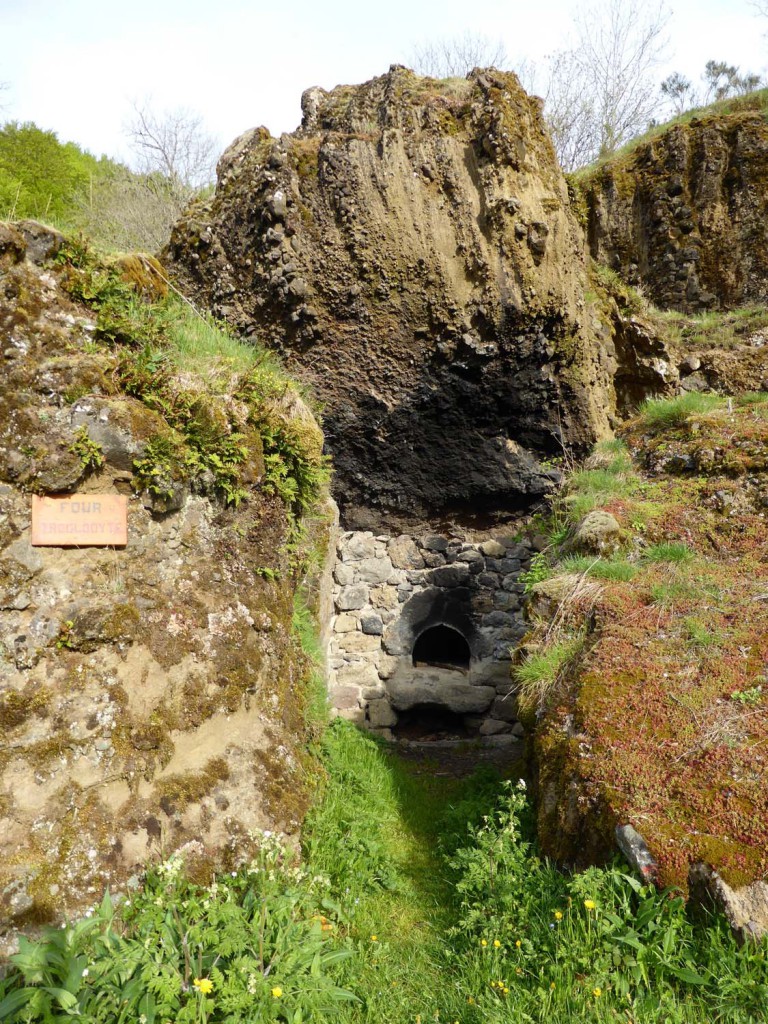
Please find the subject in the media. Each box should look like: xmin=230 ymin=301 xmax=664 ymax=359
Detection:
xmin=166 ymin=66 xmax=617 ymax=529
xmin=0 ymin=225 xmax=331 ymax=952
xmin=582 ymin=102 xmax=768 ymax=312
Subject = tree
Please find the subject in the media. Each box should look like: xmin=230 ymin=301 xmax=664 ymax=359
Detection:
xmin=409 ymin=31 xmax=509 ymax=78
xmin=702 ymin=60 xmax=761 ymax=102
xmin=660 ymin=72 xmax=695 ymax=115
xmin=125 ymin=101 xmax=218 ymax=212
xmin=543 ymin=0 xmax=670 ymax=169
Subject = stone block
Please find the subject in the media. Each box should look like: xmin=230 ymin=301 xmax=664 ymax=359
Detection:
xmin=370 ymin=585 xmax=398 ymax=609
xmin=360 ymin=612 xmax=384 ymax=635
xmin=367 ymin=699 xmax=398 ymax=728
xmin=334 ymin=612 xmax=359 ymax=633
xmin=480 ymin=539 xmax=506 ymax=558
xmin=491 ymin=694 xmax=519 ymax=721
xmin=493 ymin=590 xmax=519 ymax=610
xmin=340 ymin=533 xmax=376 ymax=561
xmin=337 ymin=631 xmax=381 ymax=654
xmin=336 ymin=583 xmax=369 ymax=610
xmin=429 ymin=564 xmax=470 ymax=588
xmin=479 ymin=718 xmax=511 ymax=736
xmin=356 ymin=557 xmax=393 ymax=584
xmin=377 ymin=653 xmax=401 ymax=679
xmin=331 ymin=685 xmax=361 ymax=710
xmin=388 ymin=535 xmax=425 ymax=569
xmin=422 ymin=550 xmax=446 ymax=567
xmin=334 ymin=563 xmax=355 ymax=586
xmin=336 ymin=662 xmax=380 ymax=688
xmin=477 ymin=572 xmax=501 ymax=589
xmin=389 ymin=671 xmax=495 ymax=713
xmin=420 ymin=534 xmax=448 ymax=552
xmin=482 ymin=610 xmax=515 ymax=628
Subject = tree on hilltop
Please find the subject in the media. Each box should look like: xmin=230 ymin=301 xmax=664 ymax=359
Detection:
xmin=409 ymin=31 xmax=509 ymax=78
xmin=125 ymin=100 xmax=219 ymax=213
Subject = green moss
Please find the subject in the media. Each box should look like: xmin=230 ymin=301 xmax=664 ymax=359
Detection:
xmin=153 ymin=757 xmax=230 ymax=813
xmin=0 ymin=685 xmax=52 ymax=729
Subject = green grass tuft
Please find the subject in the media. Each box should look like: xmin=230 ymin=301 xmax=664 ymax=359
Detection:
xmin=637 ymin=393 xmax=724 ymax=431
xmin=643 ymin=542 xmax=695 ymax=564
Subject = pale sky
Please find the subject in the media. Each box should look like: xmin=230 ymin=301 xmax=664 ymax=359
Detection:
xmin=1 ymin=0 xmax=765 ymax=166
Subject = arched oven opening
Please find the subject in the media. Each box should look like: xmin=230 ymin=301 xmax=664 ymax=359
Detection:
xmin=412 ymin=623 xmax=471 ymax=672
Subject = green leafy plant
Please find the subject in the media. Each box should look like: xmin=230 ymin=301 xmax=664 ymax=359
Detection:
xmin=730 ymin=684 xmax=763 ymax=706
xmin=68 ymin=426 xmax=105 ymax=472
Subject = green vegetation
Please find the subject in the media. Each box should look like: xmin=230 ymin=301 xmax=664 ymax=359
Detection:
xmin=54 ymin=237 xmax=328 ymax=521
xmin=2 ymin=723 xmax=766 ymax=1022
xmin=636 ymin=393 xmax=724 ymax=431
xmin=0 ymin=119 xmax=205 ymax=250
xmin=514 ymin=631 xmax=586 ymax=712
xmin=523 ymin=402 xmax=768 ymax=891
xmin=0 ymin=122 xmax=118 ymax=224
xmin=68 ymin=426 xmax=105 ymax=472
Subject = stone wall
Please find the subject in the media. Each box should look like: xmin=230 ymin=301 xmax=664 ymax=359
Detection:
xmin=327 ymin=529 xmax=537 ymax=737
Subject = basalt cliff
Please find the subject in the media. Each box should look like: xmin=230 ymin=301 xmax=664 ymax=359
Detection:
xmin=167 ymin=66 xmax=656 ymax=530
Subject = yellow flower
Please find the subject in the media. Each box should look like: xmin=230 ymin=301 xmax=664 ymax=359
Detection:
xmin=550 ymin=982 xmax=556 ymax=990
xmin=193 ymin=978 xmax=213 ymax=995
xmin=467 ymin=996 xmax=476 ymax=1005
xmin=493 ymin=939 xmax=501 ymax=948
xmin=515 ymin=939 xmax=521 ymax=948
xmin=592 ymin=987 xmax=602 ymax=998
xmin=481 ymin=938 xmax=487 ymax=947
xmin=554 ymin=910 xmax=563 ymax=921
xmin=502 ymin=987 xmax=510 ymax=995
xmin=371 ymin=935 xmax=378 ymax=942
xmin=271 ymin=986 xmax=283 ymax=999
xmin=584 ymin=899 xmax=596 ymax=911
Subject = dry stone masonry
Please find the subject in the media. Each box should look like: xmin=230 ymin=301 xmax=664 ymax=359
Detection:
xmin=328 ymin=529 xmax=535 ymax=739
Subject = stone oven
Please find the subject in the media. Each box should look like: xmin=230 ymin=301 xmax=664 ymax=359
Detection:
xmin=327 ymin=530 xmax=536 ymax=739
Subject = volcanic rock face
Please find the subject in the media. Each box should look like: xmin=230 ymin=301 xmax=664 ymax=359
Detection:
xmin=583 ymin=106 xmax=768 ymax=311
xmin=167 ymin=66 xmax=615 ymax=529
xmin=0 ymin=225 xmax=329 ymax=951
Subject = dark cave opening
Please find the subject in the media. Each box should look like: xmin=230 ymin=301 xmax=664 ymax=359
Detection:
xmin=412 ymin=624 xmax=471 ymax=672
xmin=392 ymin=703 xmax=469 ymax=741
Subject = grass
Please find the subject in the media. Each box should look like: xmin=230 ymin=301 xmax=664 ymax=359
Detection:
xmin=573 ymin=86 xmax=768 ymax=180
xmin=637 ymin=393 xmax=724 ymax=431
xmin=643 ymin=542 xmax=695 ymax=564
xmin=2 ymin=721 xmax=766 ymax=1022
xmin=559 ymin=554 xmax=637 ymax=581
xmin=514 ymin=631 xmax=586 ymax=712
xmin=655 ymin=304 xmax=768 ymax=353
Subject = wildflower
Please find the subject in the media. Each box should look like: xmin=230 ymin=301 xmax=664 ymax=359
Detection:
xmin=193 ymin=978 xmax=213 ymax=995
xmin=502 ymin=987 xmax=510 ymax=995
xmin=584 ymin=899 xmax=596 ymax=911
xmin=467 ymin=997 xmax=476 ymax=1004
xmin=81 ymin=968 xmax=89 ymax=978
xmin=554 ymin=910 xmax=563 ymax=921
xmin=481 ymin=938 xmax=487 ymax=946
xmin=493 ymin=939 xmax=501 ymax=948
xmin=515 ymin=939 xmax=521 ymax=948
xmin=271 ymin=986 xmax=283 ymax=998
xmin=550 ymin=982 xmax=556 ymax=990
xmin=371 ymin=935 xmax=378 ymax=942
xmin=593 ymin=987 xmax=602 ymax=998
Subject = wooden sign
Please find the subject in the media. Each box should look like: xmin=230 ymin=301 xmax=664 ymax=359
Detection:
xmin=31 ymin=495 xmax=128 ymax=547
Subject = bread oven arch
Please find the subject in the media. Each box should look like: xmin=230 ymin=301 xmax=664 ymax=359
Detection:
xmin=412 ymin=623 xmax=471 ymax=672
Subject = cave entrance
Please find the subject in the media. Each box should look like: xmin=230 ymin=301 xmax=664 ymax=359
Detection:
xmin=392 ymin=703 xmax=469 ymax=741
xmin=412 ymin=624 xmax=471 ymax=672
